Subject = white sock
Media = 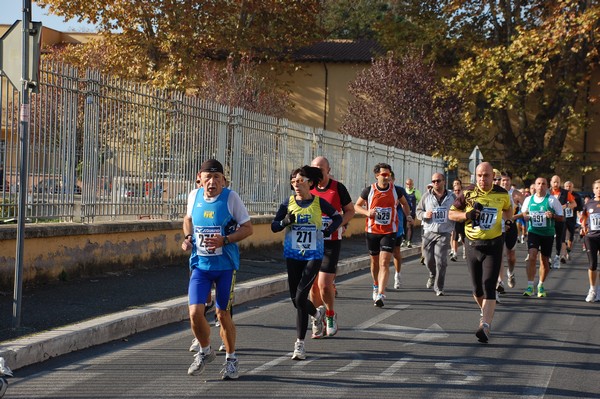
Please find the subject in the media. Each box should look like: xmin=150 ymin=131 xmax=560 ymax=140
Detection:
xmin=528 ymin=281 xmax=534 ymax=287
xmin=226 ymin=352 xmax=236 ymax=359
xmin=202 ymin=345 xmax=211 ymax=354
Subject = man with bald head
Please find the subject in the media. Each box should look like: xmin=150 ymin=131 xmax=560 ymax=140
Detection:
xmin=309 ymin=156 xmax=355 ymax=337
xmin=449 ymin=162 xmax=512 ymax=343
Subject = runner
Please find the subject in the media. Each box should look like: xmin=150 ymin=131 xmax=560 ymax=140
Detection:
xmin=449 ymin=162 xmax=512 ymax=343
xmin=354 ymin=162 xmax=412 ymax=307
xmin=450 ymin=180 xmax=465 ymax=262
xmin=309 ymin=156 xmax=355 ymax=338
xmin=182 ymin=159 xmax=253 ymax=380
xmin=391 ymin=172 xmax=409 ymax=289
xmin=416 ymin=172 xmax=456 ymax=296
xmin=499 ymin=171 xmax=525 ymax=290
xmin=563 ymin=180 xmax=583 ymax=260
xmin=272 ymin=165 xmax=342 ymax=360
xmin=521 ymin=177 xmax=564 ymax=298
xmin=549 ymin=175 xmax=576 ymax=268
xmin=403 ymin=178 xmax=421 ymax=248
xmin=580 ymin=179 xmax=600 ymax=302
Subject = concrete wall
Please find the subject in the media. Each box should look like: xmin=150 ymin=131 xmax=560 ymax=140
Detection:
xmin=0 ymin=215 xmax=367 ymax=290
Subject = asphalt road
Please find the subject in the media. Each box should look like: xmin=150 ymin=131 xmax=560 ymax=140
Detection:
xmin=3 ymin=237 xmax=600 ymax=399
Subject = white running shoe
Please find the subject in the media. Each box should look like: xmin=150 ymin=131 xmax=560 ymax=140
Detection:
xmin=426 ymin=276 xmax=434 ymax=289
xmin=292 ymin=341 xmax=306 ymax=360
xmin=189 ymin=337 xmax=200 ymax=352
xmin=219 ymin=342 xmax=226 ymax=351
xmin=585 ymin=288 xmax=597 ymax=303
xmin=221 ymin=358 xmax=239 ymax=380
xmin=508 ymin=274 xmax=516 ymax=288
xmin=374 ymin=293 xmax=385 ymax=307
xmin=311 ymin=306 xmax=325 ymax=339
xmin=326 ymin=313 xmax=338 ymax=336
xmin=372 ymin=285 xmax=378 ymax=301
xmin=551 ymin=255 xmax=560 ymax=269
xmin=394 ymin=273 xmax=402 ymax=289
xmin=188 ymin=349 xmax=216 ymax=375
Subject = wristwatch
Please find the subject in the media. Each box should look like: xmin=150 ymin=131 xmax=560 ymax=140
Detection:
xmin=223 ymin=236 xmax=230 ymax=246
xmin=184 ymin=234 xmax=193 ymax=240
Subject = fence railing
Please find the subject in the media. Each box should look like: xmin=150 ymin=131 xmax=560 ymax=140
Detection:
xmin=0 ymin=60 xmax=445 ymax=223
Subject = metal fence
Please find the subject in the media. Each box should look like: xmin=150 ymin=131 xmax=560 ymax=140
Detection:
xmin=1 ymin=60 xmax=445 ymax=223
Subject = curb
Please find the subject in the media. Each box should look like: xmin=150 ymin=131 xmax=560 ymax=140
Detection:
xmin=0 ymin=247 xmax=421 ymax=370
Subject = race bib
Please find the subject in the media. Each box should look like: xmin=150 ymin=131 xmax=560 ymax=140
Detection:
xmin=432 ymin=207 xmax=448 ymax=224
xmin=293 ymin=224 xmax=317 ymax=251
xmin=194 ymin=226 xmax=223 ymax=257
xmin=374 ymin=207 xmax=392 ymax=225
xmin=322 ymin=216 xmax=332 ymax=241
xmin=590 ymin=213 xmax=600 ymax=231
xmin=479 ymin=207 xmax=498 ymax=230
xmin=564 ymin=207 xmax=573 ymax=218
xmin=530 ymin=211 xmax=547 ymax=228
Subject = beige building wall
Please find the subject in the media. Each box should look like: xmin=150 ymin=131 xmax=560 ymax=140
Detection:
xmin=282 ymin=62 xmax=368 ymax=133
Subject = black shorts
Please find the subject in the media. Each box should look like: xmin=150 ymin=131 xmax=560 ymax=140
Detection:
xmin=527 ymin=232 xmax=554 ymax=258
xmin=504 ymin=224 xmax=518 ymax=250
xmin=366 ymin=233 xmax=396 ymax=255
xmin=453 ymin=221 xmax=465 ymax=241
xmin=320 ymin=240 xmax=342 ymax=274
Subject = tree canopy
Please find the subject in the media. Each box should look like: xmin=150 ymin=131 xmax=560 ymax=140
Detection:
xmin=340 ymin=52 xmax=466 ymax=156
xmin=445 ymin=0 xmax=600 ymax=180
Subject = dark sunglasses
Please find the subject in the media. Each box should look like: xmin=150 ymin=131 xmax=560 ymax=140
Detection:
xmin=494 ymin=178 xmax=502 ymax=182
xmin=431 ymin=179 xmax=443 ymax=183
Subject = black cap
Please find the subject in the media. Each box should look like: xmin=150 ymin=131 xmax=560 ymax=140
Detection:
xmin=199 ymin=159 xmax=224 ymax=174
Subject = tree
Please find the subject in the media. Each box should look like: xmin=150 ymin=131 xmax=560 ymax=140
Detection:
xmin=37 ymin=0 xmax=323 ymax=89
xmin=445 ymin=0 xmax=600 ymax=181
xmin=340 ymin=52 xmax=466 ymax=156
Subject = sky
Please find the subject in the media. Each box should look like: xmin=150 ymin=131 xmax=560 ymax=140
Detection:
xmin=1 ymin=1 xmax=97 ymax=32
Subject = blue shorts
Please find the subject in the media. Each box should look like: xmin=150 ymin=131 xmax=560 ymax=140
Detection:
xmin=188 ymin=268 xmax=236 ymax=311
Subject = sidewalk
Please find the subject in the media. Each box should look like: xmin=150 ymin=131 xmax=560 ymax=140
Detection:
xmin=0 ymin=232 xmax=422 ymax=370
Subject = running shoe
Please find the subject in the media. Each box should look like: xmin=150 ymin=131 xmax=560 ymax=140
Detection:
xmin=292 ymin=341 xmax=306 ymax=360
xmin=450 ymin=252 xmax=457 ymax=262
xmin=551 ymin=255 xmax=560 ymax=269
xmin=326 ymin=313 xmax=338 ymax=337
xmin=215 ymin=313 xmax=220 ymax=327
xmin=436 ymin=290 xmax=445 ymax=296
xmin=221 ymin=358 xmax=239 ymax=380
xmin=374 ymin=293 xmax=385 ymax=307
xmin=508 ymin=274 xmax=516 ymax=289
xmin=523 ymin=285 xmax=534 ymax=297
xmin=406 ymin=242 xmax=413 ymax=248
xmin=476 ymin=322 xmax=490 ymax=343
xmin=219 ymin=342 xmax=226 ymax=352
xmin=525 ymin=254 xmax=529 ymax=261
xmin=189 ymin=337 xmax=200 ymax=352
xmin=420 ymin=256 xmax=425 ymax=265
xmin=394 ymin=273 xmax=402 ymax=289
xmin=462 ymin=250 xmax=466 ymax=259
xmin=537 ymin=285 xmax=547 ymax=298
xmin=311 ymin=306 xmax=326 ymax=339
xmin=188 ymin=349 xmax=216 ymax=376
xmin=372 ymin=285 xmax=379 ymax=301
xmin=426 ymin=276 xmax=434 ymax=289
xmin=560 ymin=256 xmax=566 ymax=264
xmin=566 ymin=252 xmax=570 ymax=261
xmin=496 ymin=281 xmax=505 ymax=294
xmin=585 ymin=288 xmax=597 ymax=303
